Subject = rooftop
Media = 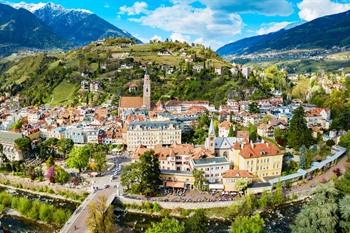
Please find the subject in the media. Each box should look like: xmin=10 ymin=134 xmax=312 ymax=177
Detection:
xmin=192 ymin=157 xmax=229 ymax=165
xmin=0 ymin=131 xmax=23 ymax=144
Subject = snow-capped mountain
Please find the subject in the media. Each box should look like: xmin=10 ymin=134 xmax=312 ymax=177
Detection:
xmin=12 ymin=2 xmax=140 ymax=46
xmin=0 ymin=3 xmax=68 ymax=55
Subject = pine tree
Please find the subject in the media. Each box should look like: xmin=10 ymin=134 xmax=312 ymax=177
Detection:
xmin=287 ymin=106 xmax=313 ymax=149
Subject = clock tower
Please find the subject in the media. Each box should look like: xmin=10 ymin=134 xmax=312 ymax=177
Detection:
xmin=143 ymin=72 xmax=151 ymax=110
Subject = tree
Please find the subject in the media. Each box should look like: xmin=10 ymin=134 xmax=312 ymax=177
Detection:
xmin=87 ymin=195 xmax=117 ymax=233
xmin=92 ymin=152 xmax=107 ymax=172
xmin=248 ymin=102 xmax=260 ymax=114
xmin=339 ymin=132 xmax=350 ymax=150
xmin=291 ymin=183 xmax=339 ymax=233
xmin=335 ymin=170 xmax=350 ymax=194
xmin=57 ymin=138 xmax=74 ymax=157
xmin=274 ymin=128 xmax=287 ymax=147
xmin=192 ymin=169 xmax=207 ymax=191
xmin=185 ymin=209 xmax=207 ymax=233
xmin=54 ymin=166 xmax=70 ymax=184
xmin=14 ymin=137 xmax=31 ymax=153
xmin=66 ymin=146 xmax=90 ymax=173
xmin=145 ymin=218 xmax=185 ymax=233
xmin=287 ymin=107 xmax=313 ymax=149
xmin=120 ymin=151 xmax=161 ymax=196
xmin=230 ymin=214 xmax=265 ymax=233
xmin=271 ymin=183 xmax=284 ymax=206
xmin=228 ymin=126 xmax=235 ymax=137
xmin=46 ymin=156 xmax=55 ymax=168
xmin=339 ymin=195 xmax=350 ymax=233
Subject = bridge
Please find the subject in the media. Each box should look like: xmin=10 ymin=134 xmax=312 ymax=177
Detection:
xmin=60 ymin=182 xmax=120 ymax=233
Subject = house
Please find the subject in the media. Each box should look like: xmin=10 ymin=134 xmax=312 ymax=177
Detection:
xmin=257 ymin=120 xmax=287 ymax=138
xmin=305 ymin=108 xmax=331 ymax=130
xmin=64 ymin=126 xmax=86 ymax=144
xmin=190 ymin=157 xmax=231 ymax=183
xmin=0 ymin=131 xmax=24 ymax=162
xmin=219 ymin=121 xmax=233 ymax=137
xmin=229 ymin=142 xmax=283 ymax=178
xmin=242 ymin=67 xmax=250 ymax=79
xmin=222 ymin=169 xmax=254 ymax=191
xmin=81 ymin=80 xmax=90 ymax=91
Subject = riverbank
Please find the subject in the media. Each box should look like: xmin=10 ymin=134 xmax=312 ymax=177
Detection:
xmin=115 ymin=198 xmax=308 ymax=233
xmin=4 ymin=209 xmax=57 ymax=231
xmin=0 ymin=173 xmax=89 ymax=203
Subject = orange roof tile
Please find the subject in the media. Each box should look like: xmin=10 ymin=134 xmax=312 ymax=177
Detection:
xmin=239 ymin=142 xmax=280 ymax=159
xmin=223 ymin=169 xmax=254 ymax=178
xmin=119 ymin=96 xmax=143 ymax=109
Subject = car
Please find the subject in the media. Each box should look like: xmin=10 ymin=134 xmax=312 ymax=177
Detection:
xmin=104 ymin=184 xmax=110 ymax=189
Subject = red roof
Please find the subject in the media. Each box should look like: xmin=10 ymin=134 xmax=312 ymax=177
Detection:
xmin=223 ymin=169 xmax=254 ymax=178
xmin=239 ymin=142 xmax=280 ymax=159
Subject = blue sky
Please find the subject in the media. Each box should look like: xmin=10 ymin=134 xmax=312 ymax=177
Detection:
xmin=3 ymin=0 xmax=350 ymax=48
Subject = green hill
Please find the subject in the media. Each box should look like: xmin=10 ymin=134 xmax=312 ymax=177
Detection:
xmin=0 ymin=39 xmax=249 ymax=107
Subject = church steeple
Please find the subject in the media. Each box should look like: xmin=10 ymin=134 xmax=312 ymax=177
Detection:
xmin=206 ymin=118 xmax=216 ymax=153
xmin=143 ymin=72 xmax=151 ymax=110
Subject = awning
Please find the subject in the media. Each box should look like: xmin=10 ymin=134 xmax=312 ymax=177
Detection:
xmin=209 ymin=184 xmax=224 ymax=190
xmin=165 ymin=181 xmax=185 ymax=188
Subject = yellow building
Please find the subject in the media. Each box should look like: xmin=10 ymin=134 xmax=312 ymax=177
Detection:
xmin=229 ymin=142 xmax=283 ymax=178
xmin=222 ymin=169 xmax=254 ymax=191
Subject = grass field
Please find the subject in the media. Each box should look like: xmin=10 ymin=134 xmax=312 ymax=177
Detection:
xmin=50 ymin=80 xmax=79 ymax=106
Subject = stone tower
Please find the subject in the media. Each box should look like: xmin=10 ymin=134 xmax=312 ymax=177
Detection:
xmin=143 ymin=72 xmax=151 ymax=110
xmin=206 ymin=118 xmax=216 ymax=153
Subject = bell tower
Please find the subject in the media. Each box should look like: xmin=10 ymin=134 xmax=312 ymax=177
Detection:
xmin=143 ymin=72 xmax=151 ymax=110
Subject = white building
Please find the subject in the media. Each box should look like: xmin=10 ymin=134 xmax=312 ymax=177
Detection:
xmin=126 ymin=121 xmax=182 ymax=151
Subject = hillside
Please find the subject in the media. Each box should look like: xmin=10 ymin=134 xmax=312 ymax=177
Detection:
xmin=217 ymin=10 xmax=350 ymax=56
xmin=0 ymin=39 xmax=247 ymax=107
xmin=0 ymin=3 xmax=67 ymax=55
xmin=14 ymin=2 xmax=141 ymax=46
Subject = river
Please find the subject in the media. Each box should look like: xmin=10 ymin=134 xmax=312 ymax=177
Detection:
xmin=0 ymin=188 xmax=78 ymax=233
xmin=115 ymin=200 xmax=306 ymax=233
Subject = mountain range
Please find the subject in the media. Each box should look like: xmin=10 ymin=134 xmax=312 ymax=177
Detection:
xmin=217 ymin=10 xmax=350 ymax=56
xmin=0 ymin=3 xmax=67 ymax=52
xmin=0 ymin=2 xmax=140 ymax=55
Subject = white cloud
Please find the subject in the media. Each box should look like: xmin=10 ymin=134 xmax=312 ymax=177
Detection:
xmin=257 ymin=21 xmax=291 ymax=35
xmin=200 ymin=0 xmax=293 ymax=16
xmin=119 ymin=1 xmax=148 ymax=16
xmin=135 ymin=4 xmax=242 ymax=42
xmin=104 ymin=3 xmax=110 ymax=9
xmin=170 ymin=32 xmax=191 ymax=43
xmin=151 ymin=35 xmax=162 ymax=41
xmin=298 ymin=0 xmax=350 ymax=21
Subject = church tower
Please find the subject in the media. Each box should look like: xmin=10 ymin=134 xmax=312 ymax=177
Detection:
xmin=143 ymin=72 xmax=151 ymax=110
xmin=206 ymin=118 xmax=216 ymax=153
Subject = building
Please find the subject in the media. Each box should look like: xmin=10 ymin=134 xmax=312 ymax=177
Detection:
xmin=126 ymin=121 xmax=181 ymax=151
xmin=119 ymin=72 xmax=151 ymax=113
xmin=242 ymin=67 xmax=250 ymax=79
xmin=257 ymin=120 xmax=287 ymax=138
xmin=143 ymin=73 xmax=151 ymax=110
xmin=229 ymin=142 xmax=283 ymax=178
xmin=205 ymin=120 xmax=248 ymax=157
xmin=305 ymin=107 xmax=331 ymax=130
xmin=133 ymin=144 xmax=214 ymax=172
xmin=219 ymin=121 xmax=232 ymax=137
xmin=222 ymin=169 xmax=254 ymax=191
xmin=190 ymin=157 xmax=231 ymax=183
xmin=0 ymin=131 xmax=24 ymax=162
xmin=64 ymin=126 xmax=86 ymax=144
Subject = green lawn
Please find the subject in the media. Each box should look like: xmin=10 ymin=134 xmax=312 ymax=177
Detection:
xmin=50 ymin=80 xmax=79 ymax=106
